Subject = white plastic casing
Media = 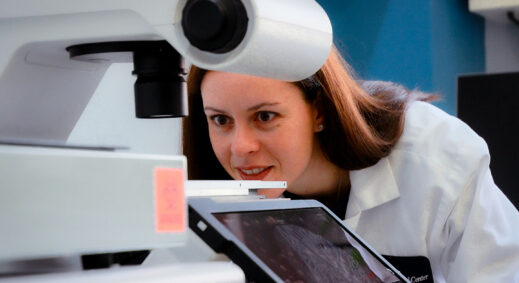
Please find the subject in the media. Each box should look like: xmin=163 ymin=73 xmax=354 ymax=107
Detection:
xmin=0 ymin=145 xmax=187 ymax=261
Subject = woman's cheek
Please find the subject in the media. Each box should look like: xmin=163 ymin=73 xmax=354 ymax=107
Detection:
xmin=209 ymin=133 xmax=229 ymax=162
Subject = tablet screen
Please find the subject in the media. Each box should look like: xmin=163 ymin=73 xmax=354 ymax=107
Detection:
xmin=214 ymin=207 xmax=402 ymax=283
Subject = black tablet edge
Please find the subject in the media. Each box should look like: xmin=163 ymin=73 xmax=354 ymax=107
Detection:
xmin=188 ymin=205 xmax=281 ymax=282
xmin=188 ymin=197 xmax=410 ymax=283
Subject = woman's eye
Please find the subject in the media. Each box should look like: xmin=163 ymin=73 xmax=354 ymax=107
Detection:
xmin=211 ymin=115 xmax=230 ymax=126
xmin=256 ymin=111 xmax=276 ymax=122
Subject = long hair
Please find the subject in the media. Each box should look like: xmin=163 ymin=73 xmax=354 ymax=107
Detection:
xmin=182 ymin=46 xmax=436 ymax=179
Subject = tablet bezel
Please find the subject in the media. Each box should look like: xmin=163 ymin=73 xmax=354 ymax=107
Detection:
xmin=188 ymin=197 xmax=409 ymax=283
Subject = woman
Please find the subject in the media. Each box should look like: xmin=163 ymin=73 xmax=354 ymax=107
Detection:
xmin=183 ymin=46 xmax=519 ymax=282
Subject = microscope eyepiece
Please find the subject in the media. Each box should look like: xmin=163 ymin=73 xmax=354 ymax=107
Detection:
xmin=133 ymin=43 xmax=187 ymax=118
xmin=67 ymin=41 xmax=188 ymax=119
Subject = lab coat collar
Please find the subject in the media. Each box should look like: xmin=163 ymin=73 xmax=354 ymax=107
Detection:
xmin=346 ymin=157 xmax=400 ymax=226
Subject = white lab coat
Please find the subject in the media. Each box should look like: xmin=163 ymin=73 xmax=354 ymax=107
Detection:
xmin=345 ymin=101 xmax=519 ymax=282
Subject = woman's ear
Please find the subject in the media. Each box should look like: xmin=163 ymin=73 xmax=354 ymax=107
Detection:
xmin=313 ymin=96 xmax=325 ymax=133
xmin=313 ymin=111 xmax=325 ymax=133
xmin=314 ymin=117 xmax=325 ymax=132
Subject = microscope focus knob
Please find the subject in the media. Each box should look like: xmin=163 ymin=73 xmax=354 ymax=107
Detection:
xmin=182 ymin=0 xmax=248 ymax=54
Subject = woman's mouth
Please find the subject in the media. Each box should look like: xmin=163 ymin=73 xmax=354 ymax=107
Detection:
xmin=237 ymin=166 xmax=273 ymax=180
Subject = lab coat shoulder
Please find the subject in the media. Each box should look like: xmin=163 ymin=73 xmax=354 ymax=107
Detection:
xmin=397 ymin=102 xmax=519 ymax=281
xmin=390 ymin=101 xmax=492 ymax=227
xmin=394 ymin=100 xmax=490 ymax=177
xmin=349 ymin=101 xmax=519 ymax=282
xmin=349 ymin=101 xmax=485 ymax=248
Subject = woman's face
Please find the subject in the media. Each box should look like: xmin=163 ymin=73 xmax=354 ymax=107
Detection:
xmin=201 ymin=71 xmax=323 ymax=197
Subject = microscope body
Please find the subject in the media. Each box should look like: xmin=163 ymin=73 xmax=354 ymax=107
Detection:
xmin=0 ymin=0 xmax=332 ymax=277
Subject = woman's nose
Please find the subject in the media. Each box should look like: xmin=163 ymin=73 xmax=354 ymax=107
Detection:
xmin=230 ymin=124 xmax=260 ymax=156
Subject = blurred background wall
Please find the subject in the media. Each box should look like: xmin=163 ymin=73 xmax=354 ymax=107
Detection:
xmin=316 ymin=0 xmax=486 ymax=115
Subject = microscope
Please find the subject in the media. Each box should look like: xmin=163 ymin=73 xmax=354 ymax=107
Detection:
xmin=0 ymin=0 xmax=331 ymax=281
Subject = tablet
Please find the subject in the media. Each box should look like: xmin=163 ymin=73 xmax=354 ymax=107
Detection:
xmin=188 ymin=197 xmax=409 ymax=283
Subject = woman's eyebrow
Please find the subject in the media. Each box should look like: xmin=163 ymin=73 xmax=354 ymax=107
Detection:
xmin=203 ymin=106 xmax=227 ymax=114
xmin=204 ymin=102 xmax=280 ymax=113
xmin=247 ymin=102 xmax=280 ymax=111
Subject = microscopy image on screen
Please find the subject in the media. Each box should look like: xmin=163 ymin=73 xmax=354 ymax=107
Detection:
xmin=214 ymin=208 xmax=402 ymax=283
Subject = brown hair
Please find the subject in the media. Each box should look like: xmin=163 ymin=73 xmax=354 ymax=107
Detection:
xmin=182 ymin=46 xmax=436 ymax=179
